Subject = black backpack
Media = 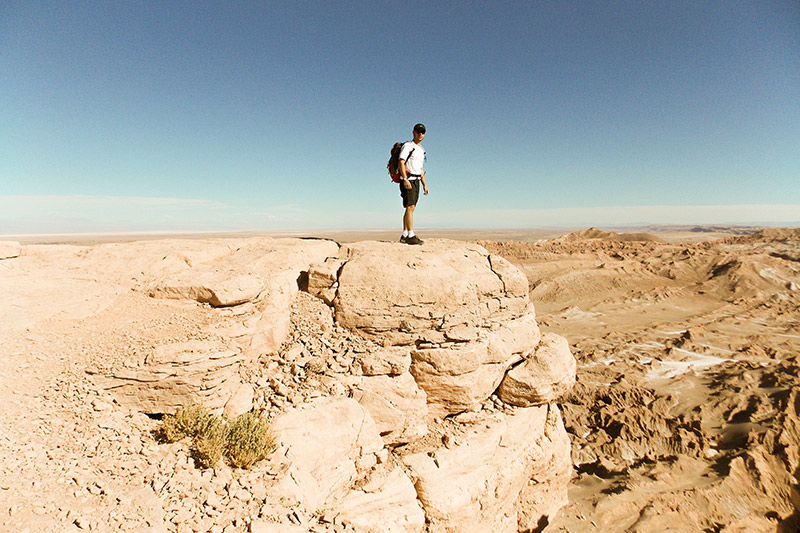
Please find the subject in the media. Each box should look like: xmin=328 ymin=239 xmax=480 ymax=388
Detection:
xmin=387 ymin=142 xmax=415 ymax=183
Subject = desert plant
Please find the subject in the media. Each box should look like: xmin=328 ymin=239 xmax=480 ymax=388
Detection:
xmin=157 ymin=403 xmax=217 ymax=443
xmin=224 ymin=412 xmax=277 ymax=469
xmin=191 ymin=416 xmax=227 ymax=468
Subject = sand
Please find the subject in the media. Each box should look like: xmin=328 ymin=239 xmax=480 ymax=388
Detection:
xmin=1 ymin=225 xmax=798 ymax=532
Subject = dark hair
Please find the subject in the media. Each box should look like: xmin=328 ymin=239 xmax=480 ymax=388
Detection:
xmin=413 ymin=123 xmax=426 ymax=134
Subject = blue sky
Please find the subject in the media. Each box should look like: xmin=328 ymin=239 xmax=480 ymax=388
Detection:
xmin=2 ymin=1 xmax=799 ymax=233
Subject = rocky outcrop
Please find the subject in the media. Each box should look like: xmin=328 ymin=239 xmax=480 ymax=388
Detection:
xmin=409 ymin=312 xmax=542 ymax=416
xmin=404 ymin=406 xmax=550 ymax=532
xmin=337 ymin=372 xmax=428 ymax=445
xmin=146 ymin=238 xmax=338 ymax=359
xmin=89 ymin=237 xmax=576 ymax=531
xmin=306 ymin=239 xmax=577 ymax=530
xmin=335 ymin=468 xmax=425 ymax=532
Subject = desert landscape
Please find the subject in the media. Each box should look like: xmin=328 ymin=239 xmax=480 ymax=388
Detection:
xmin=1 ymin=226 xmax=798 ymax=532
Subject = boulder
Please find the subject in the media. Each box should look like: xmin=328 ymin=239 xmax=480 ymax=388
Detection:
xmin=402 ymin=406 xmax=554 ymax=532
xmin=410 ymin=312 xmax=542 ymax=416
xmin=306 ymin=256 xmax=344 ymax=305
xmin=497 ymin=332 xmax=576 ymax=407
xmin=270 ymin=397 xmax=385 ymax=513
xmin=334 ymin=468 xmax=425 ymax=532
xmin=314 ymin=240 xmax=529 ymax=345
xmin=338 ymin=372 xmax=428 ymax=445
xmin=410 ymin=338 xmax=513 ymax=416
xmin=0 ymin=241 xmax=21 ymax=260
xmin=90 ymin=340 xmax=246 ymax=415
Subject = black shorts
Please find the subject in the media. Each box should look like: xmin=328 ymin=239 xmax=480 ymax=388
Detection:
xmin=400 ymin=180 xmax=420 ymax=207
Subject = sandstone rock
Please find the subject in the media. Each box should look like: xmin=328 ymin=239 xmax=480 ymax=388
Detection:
xmin=307 ymin=256 xmax=345 ymax=305
xmin=410 ymin=313 xmax=541 ymax=416
xmin=224 ymin=383 xmax=255 ymax=418
xmin=270 ymin=397 xmax=385 ymax=513
xmin=236 ymin=270 xmax=300 ymax=358
xmin=790 ymin=484 xmax=800 ymax=512
xmin=144 ymin=238 xmax=338 ymax=357
xmin=488 ymin=310 xmax=541 ymax=357
xmin=335 ymin=468 xmax=425 ymax=532
xmin=497 ymin=332 xmax=576 ymax=407
xmin=0 ymin=241 xmax=21 ymax=259
xmin=319 ymin=240 xmax=530 ymax=344
xmin=90 ymin=340 xmax=245 ymax=414
xmin=354 ymin=346 xmax=411 ymax=376
xmin=149 ymin=273 xmax=265 ymax=307
xmin=516 ymin=404 xmax=573 ymax=530
xmin=339 ymin=372 xmax=428 ymax=445
xmin=410 ymin=338 xmax=512 ymax=416
xmin=488 ymin=254 xmax=529 ymax=299
xmin=403 ymin=406 xmax=553 ymax=532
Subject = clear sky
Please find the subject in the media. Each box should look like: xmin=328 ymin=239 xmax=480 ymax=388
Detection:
xmin=2 ymin=1 xmax=799 ymax=234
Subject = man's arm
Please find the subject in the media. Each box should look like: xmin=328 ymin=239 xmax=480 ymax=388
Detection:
xmin=398 ymin=159 xmax=411 ymax=189
xmin=420 ymin=169 xmax=429 ymax=195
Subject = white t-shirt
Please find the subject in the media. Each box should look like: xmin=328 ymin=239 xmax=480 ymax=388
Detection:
xmin=399 ymin=141 xmax=425 ymax=178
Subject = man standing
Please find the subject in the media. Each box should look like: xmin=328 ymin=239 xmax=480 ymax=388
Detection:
xmin=398 ymin=123 xmax=429 ymax=245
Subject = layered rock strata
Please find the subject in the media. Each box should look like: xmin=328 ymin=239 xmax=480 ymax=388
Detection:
xmin=91 ymin=238 xmax=338 ymax=415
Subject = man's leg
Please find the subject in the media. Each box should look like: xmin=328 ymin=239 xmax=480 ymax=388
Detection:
xmin=403 ymin=205 xmax=415 ymax=232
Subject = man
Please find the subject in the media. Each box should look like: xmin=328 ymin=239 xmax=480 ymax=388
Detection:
xmin=398 ymin=123 xmax=429 ymax=245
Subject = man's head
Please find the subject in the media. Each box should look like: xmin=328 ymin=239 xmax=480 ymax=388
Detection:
xmin=413 ymin=123 xmax=426 ymax=142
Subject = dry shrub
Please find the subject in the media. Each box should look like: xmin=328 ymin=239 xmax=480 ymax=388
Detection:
xmin=192 ymin=417 xmax=227 ymax=468
xmin=156 ymin=405 xmax=276 ymax=469
xmin=157 ymin=403 xmax=216 ymax=443
xmin=224 ymin=412 xmax=277 ymax=469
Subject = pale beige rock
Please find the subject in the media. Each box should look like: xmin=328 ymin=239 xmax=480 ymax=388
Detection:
xmin=144 ymin=238 xmax=339 ymax=356
xmin=335 ymin=468 xmax=425 ymax=532
xmin=149 ymin=272 xmax=265 ymax=307
xmin=516 ymin=404 xmax=573 ymax=529
xmin=91 ymin=340 xmax=245 ymax=414
xmin=0 ymin=241 xmax=21 ymax=260
xmin=270 ymin=397 xmax=385 ymax=513
xmin=236 ymin=270 xmax=300 ymax=358
xmin=488 ymin=310 xmax=541 ymax=358
xmin=410 ymin=339 xmax=512 ymax=416
xmin=118 ymin=485 xmax=167 ymax=528
xmin=354 ymin=346 xmax=411 ymax=376
xmin=497 ymin=332 xmax=576 ymax=407
xmin=339 ymin=372 xmax=428 ymax=445
xmin=488 ymin=254 xmax=529 ymax=299
xmin=323 ymin=240 xmax=530 ymax=344
xmin=410 ymin=313 xmax=540 ymax=416
xmin=402 ymin=406 xmax=552 ymax=533
xmin=307 ymin=256 xmax=344 ymax=305
xmin=224 ymin=383 xmax=255 ymax=417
